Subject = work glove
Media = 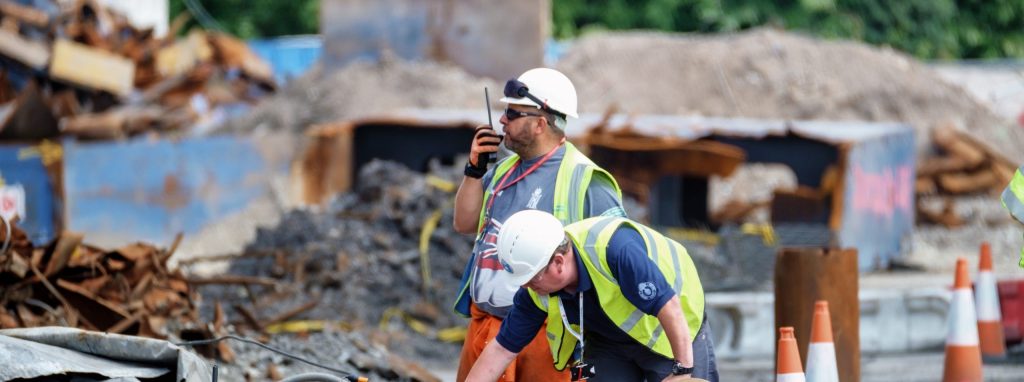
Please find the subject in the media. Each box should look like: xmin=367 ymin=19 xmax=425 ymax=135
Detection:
xmin=465 ymin=125 xmax=502 ymax=179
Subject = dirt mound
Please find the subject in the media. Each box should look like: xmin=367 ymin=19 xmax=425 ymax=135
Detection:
xmin=216 ymin=57 xmax=501 ymax=134
xmin=557 ymin=28 xmax=1024 ymax=163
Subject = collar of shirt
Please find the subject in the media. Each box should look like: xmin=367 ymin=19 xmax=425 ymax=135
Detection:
xmin=556 ymin=243 xmax=592 ymax=299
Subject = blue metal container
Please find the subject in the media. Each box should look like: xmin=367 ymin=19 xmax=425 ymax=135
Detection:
xmin=63 ymin=135 xmax=289 ymax=247
xmin=0 ymin=142 xmax=60 ymax=245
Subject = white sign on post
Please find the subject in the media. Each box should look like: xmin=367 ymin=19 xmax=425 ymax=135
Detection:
xmin=0 ymin=184 xmax=26 ymax=223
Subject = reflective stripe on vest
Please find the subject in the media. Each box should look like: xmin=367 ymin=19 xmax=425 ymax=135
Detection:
xmin=1005 ymin=166 xmax=1024 ymax=269
xmin=529 ymin=217 xmax=705 ymax=370
xmin=476 ymin=142 xmax=622 ymax=232
xmin=1003 ymin=167 xmax=1024 ymax=223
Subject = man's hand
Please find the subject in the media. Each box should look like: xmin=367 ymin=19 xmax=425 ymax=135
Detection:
xmin=466 ymin=125 xmax=502 ymax=178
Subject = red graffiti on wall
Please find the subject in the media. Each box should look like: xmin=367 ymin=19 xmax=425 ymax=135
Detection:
xmin=850 ymin=165 xmax=912 ymax=217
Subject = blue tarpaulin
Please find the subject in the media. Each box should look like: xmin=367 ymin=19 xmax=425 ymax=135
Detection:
xmin=247 ymin=35 xmax=322 ymax=84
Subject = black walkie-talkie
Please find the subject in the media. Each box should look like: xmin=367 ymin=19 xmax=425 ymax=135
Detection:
xmin=484 ymin=87 xmax=499 ymax=163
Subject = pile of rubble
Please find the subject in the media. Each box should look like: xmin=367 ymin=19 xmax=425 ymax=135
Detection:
xmin=0 ymin=0 xmax=274 ymax=141
xmin=184 ymin=159 xmax=471 ymax=365
xmin=0 ymin=221 xmax=197 ymax=338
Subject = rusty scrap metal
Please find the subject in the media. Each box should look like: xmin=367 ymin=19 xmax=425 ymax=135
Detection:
xmin=0 ymin=222 xmax=200 ymax=340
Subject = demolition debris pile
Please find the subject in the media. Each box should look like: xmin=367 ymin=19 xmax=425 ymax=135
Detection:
xmin=188 ymin=160 xmax=471 ymax=362
xmin=0 ymin=0 xmax=274 ymax=140
xmin=0 ymin=221 xmax=197 ymax=338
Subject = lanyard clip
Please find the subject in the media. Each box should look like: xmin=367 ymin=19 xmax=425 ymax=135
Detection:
xmin=570 ymin=362 xmax=596 ymax=381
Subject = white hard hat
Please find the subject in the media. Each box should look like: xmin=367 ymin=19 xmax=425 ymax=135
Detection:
xmin=496 ymin=209 xmax=567 ymax=286
xmin=500 ymin=68 xmax=579 ymax=118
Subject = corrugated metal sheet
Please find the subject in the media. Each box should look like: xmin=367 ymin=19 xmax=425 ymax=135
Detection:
xmin=63 ymin=134 xmax=292 ymax=247
xmin=0 ymin=327 xmax=209 ymax=382
xmin=0 ymin=143 xmax=59 ymax=244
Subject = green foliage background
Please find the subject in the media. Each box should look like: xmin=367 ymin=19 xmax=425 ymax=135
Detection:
xmin=552 ymin=0 xmax=1024 ymax=60
xmin=168 ymin=0 xmax=318 ymax=40
xmin=170 ymin=0 xmax=1024 ymax=59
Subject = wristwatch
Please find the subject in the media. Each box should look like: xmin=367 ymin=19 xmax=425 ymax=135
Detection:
xmin=671 ymin=361 xmax=694 ymax=376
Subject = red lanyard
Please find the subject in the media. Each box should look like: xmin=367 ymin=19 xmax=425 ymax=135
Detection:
xmin=481 ymin=139 xmax=565 ymax=232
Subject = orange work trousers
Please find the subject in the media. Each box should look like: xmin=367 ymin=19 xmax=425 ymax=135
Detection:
xmin=456 ymin=304 xmax=570 ymax=382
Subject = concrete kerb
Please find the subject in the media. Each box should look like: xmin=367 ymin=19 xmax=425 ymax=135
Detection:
xmin=706 ymin=286 xmax=951 ymax=358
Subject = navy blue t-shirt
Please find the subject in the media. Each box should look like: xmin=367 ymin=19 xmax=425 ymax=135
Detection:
xmin=495 ymin=225 xmax=676 ymax=353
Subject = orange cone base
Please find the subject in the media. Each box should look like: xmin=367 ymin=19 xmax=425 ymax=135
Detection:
xmin=943 ymin=345 xmax=983 ymax=382
xmin=978 ymin=321 xmax=1007 ymax=357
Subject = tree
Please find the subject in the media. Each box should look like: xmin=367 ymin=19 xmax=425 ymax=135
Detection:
xmin=168 ymin=0 xmax=318 ymax=39
xmin=552 ymin=0 xmax=1024 ymax=60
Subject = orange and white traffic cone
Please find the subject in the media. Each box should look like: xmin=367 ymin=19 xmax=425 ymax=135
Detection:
xmin=777 ymin=327 xmax=806 ymax=382
xmin=805 ymin=301 xmax=838 ymax=382
xmin=943 ymin=257 xmax=983 ymax=382
xmin=975 ymin=242 xmax=1007 ymax=359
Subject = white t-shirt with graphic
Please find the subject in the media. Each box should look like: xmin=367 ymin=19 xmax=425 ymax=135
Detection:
xmin=470 ymin=146 xmax=625 ymax=317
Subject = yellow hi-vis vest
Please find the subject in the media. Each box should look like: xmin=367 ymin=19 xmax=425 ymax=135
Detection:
xmin=476 ymin=141 xmax=622 ymax=230
xmin=1002 ymin=165 xmax=1024 ymax=268
xmin=527 ymin=217 xmax=705 ymax=370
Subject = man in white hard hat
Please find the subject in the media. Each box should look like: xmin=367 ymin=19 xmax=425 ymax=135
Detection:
xmin=465 ymin=210 xmax=718 ymax=382
xmin=452 ymin=68 xmax=626 ymax=381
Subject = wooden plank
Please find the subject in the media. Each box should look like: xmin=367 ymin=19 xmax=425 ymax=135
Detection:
xmin=50 ymin=39 xmax=135 ymax=96
xmin=43 ymin=232 xmax=83 ymax=276
xmin=937 ymin=170 xmax=998 ymax=194
xmin=0 ymin=28 xmax=50 ymax=70
xmin=933 ymin=127 xmax=986 ymax=168
xmin=917 ymin=156 xmax=972 ymax=177
xmin=156 ymin=30 xmax=212 ymax=77
xmin=186 ymin=275 xmax=280 ymax=287
xmin=0 ymin=1 xmax=50 ymax=28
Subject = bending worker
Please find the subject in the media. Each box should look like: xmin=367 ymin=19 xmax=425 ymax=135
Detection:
xmin=453 ymin=67 xmax=625 ymax=381
xmin=466 ymin=210 xmax=718 ymax=382
xmin=1003 ymin=164 xmax=1024 ymax=268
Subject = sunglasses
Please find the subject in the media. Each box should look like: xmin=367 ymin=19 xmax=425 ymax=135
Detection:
xmin=504 ymin=79 xmax=566 ymax=119
xmin=505 ymin=108 xmax=545 ymax=121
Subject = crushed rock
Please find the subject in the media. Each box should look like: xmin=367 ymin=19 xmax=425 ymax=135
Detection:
xmin=193 ymin=159 xmax=471 ymax=366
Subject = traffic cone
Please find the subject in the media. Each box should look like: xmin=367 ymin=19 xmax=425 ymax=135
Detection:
xmin=943 ymin=257 xmax=983 ymax=382
xmin=805 ymin=301 xmax=839 ymax=382
xmin=975 ymin=242 xmax=1007 ymax=359
xmin=777 ymin=327 xmax=806 ymax=382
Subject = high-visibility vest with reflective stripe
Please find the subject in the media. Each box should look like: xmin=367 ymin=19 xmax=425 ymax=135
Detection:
xmin=452 ymin=142 xmax=623 ymax=317
xmin=528 ymin=217 xmax=705 ymax=370
xmin=1002 ymin=165 xmax=1024 ymax=268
